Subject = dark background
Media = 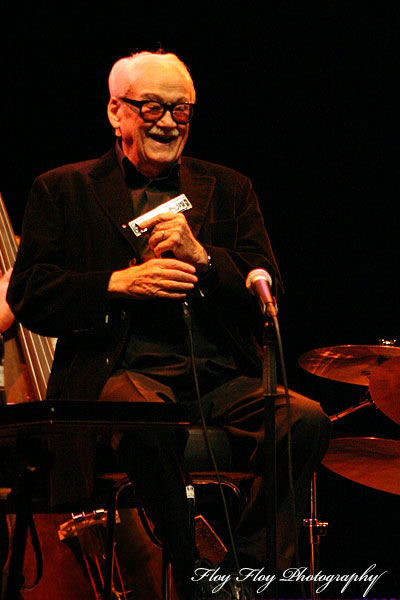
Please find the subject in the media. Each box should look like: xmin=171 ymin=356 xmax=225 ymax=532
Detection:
xmin=2 ymin=2 xmax=400 ymax=597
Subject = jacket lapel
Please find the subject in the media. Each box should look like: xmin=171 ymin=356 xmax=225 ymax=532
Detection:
xmin=88 ymin=147 xmax=138 ymax=251
xmin=180 ymin=159 xmax=215 ymax=238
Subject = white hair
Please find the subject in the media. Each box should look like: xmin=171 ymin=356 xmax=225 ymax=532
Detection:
xmin=108 ymin=51 xmax=195 ymax=99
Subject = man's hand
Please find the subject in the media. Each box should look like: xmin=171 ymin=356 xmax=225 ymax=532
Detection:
xmin=107 ymin=258 xmax=198 ymax=299
xmin=0 ymin=269 xmax=15 ymax=332
xmin=141 ymin=212 xmax=209 ymax=272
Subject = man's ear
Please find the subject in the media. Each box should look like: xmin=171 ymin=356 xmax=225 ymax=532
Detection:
xmin=107 ymin=98 xmax=122 ymax=137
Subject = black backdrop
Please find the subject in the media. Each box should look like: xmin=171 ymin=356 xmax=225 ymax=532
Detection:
xmin=2 ymin=2 xmax=400 ymax=597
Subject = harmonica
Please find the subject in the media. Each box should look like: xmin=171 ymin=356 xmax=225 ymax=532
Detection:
xmin=128 ymin=194 xmax=192 ymax=237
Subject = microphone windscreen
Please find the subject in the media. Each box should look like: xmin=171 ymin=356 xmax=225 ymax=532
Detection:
xmin=245 ymin=269 xmax=272 ymax=293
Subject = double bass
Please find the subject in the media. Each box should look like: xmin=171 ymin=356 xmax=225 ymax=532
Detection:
xmin=0 ymin=193 xmax=54 ymax=403
xmin=0 ymin=194 xmax=166 ymax=600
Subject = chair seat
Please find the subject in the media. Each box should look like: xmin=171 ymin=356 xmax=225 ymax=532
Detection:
xmin=190 ymin=471 xmax=252 ymax=482
xmin=183 ymin=426 xmax=233 ymax=471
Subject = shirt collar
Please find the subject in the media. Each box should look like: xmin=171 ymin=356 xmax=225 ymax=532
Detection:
xmin=115 ymin=140 xmax=180 ymax=189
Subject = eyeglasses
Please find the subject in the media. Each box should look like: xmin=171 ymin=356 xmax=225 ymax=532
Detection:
xmin=119 ymin=97 xmax=195 ymax=124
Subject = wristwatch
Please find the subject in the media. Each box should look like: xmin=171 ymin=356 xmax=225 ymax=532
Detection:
xmin=205 ymin=253 xmax=214 ymax=272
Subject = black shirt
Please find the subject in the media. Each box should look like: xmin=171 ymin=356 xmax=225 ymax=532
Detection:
xmin=114 ymin=144 xmax=238 ymax=402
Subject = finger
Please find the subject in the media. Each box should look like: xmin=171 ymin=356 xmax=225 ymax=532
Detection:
xmin=139 ymin=212 xmax=178 ymax=232
xmin=156 ymin=290 xmax=189 ymax=300
xmin=160 ymin=279 xmax=196 ymax=291
xmin=152 ymin=240 xmax=172 ymax=258
xmin=148 ymin=227 xmax=181 ymax=256
xmin=143 ymin=275 xmax=195 ymax=299
xmin=141 ymin=260 xmax=198 ymax=284
xmin=156 ymin=258 xmax=197 ymax=273
xmin=149 ymin=228 xmax=168 ymax=248
xmin=159 ymin=269 xmax=198 ymax=284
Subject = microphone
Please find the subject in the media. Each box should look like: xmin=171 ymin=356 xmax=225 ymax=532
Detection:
xmin=246 ymin=268 xmax=277 ymax=318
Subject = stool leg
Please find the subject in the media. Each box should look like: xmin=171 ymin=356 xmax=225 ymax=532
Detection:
xmin=162 ymin=549 xmax=172 ymax=600
xmin=161 ymin=483 xmax=195 ymax=600
xmin=103 ymin=490 xmax=117 ymax=600
xmin=103 ymin=478 xmax=131 ymax=600
xmin=5 ymin=469 xmax=34 ymax=600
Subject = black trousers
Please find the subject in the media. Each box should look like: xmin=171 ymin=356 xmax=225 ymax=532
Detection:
xmin=99 ymin=371 xmax=332 ymax=577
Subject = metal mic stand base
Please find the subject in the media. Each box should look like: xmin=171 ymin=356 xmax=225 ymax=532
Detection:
xmin=262 ymin=318 xmax=278 ymax=597
xmin=302 ymin=472 xmax=328 ymax=600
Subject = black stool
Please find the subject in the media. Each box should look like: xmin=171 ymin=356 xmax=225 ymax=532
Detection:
xmin=95 ymin=426 xmax=252 ymax=600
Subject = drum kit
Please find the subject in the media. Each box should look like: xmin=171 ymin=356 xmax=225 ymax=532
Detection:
xmin=298 ymin=342 xmax=400 ymax=600
xmin=298 ymin=342 xmax=400 ymax=495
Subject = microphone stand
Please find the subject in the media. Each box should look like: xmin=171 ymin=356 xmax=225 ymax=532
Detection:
xmin=262 ymin=315 xmax=278 ymax=597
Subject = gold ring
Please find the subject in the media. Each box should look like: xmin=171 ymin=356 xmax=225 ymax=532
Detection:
xmin=161 ymin=230 xmax=165 ymax=240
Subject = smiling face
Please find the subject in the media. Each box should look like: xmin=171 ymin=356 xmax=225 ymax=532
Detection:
xmin=107 ymin=54 xmax=196 ymax=178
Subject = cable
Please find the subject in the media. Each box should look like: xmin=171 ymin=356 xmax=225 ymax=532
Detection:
xmin=272 ymin=313 xmax=306 ymax=599
xmin=183 ymin=299 xmax=305 ymax=598
xmin=181 ymin=302 xmax=242 ymax=578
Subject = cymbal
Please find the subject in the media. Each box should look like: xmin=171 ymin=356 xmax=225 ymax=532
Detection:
xmin=298 ymin=345 xmax=400 ymax=385
xmin=369 ymin=356 xmax=400 ymax=425
xmin=322 ymin=437 xmax=400 ymax=495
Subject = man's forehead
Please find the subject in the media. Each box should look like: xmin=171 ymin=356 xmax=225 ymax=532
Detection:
xmin=128 ymin=55 xmax=195 ymax=98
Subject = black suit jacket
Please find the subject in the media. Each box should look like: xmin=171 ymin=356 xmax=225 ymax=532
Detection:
xmin=8 ymin=146 xmax=281 ymax=401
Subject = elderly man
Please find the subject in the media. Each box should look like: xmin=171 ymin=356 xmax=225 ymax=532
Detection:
xmin=8 ymin=51 xmax=331 ymax=598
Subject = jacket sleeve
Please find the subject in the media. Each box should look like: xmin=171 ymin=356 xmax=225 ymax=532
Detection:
xmin=7 ymin=175 xmax=113 ymax=338
xmin=196 ymin=173 xmax=282 ymax=305
xmin=187 ymin=168 xmax=282 ymax=355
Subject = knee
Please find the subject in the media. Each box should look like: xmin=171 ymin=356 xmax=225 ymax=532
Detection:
xmin=278 ymin=387 xmax=332 ymax=447
xmin=295 ymin=397 xmax=331 ymax=461
xmin=290 ymin=388 xmax=329 ymax=421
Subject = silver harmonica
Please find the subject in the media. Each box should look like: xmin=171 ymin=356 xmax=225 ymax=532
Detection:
xmin=128 ymin=194 xmax=192 ymax=237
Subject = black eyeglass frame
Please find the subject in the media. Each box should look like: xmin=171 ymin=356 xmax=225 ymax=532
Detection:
xmin=119 ymin=97 xmax=195 ymax=123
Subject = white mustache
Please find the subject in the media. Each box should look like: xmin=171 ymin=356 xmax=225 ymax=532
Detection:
xmin=148 ymin=126 xmax=180 ymax=139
